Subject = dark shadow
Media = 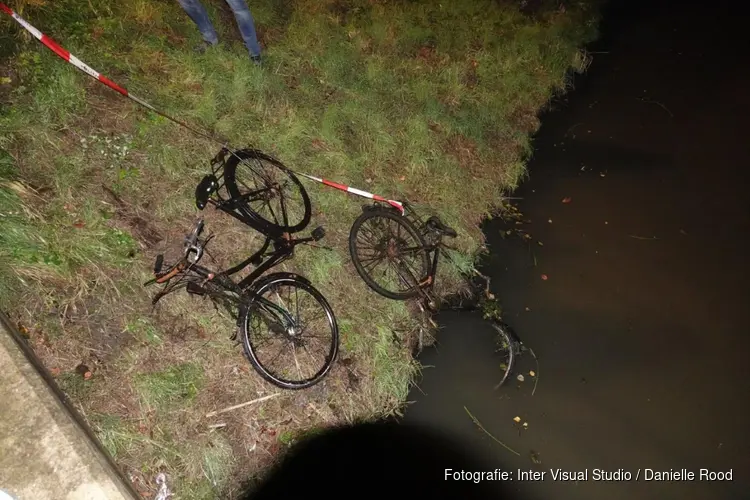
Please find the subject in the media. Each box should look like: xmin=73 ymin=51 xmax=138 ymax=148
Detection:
xmin=241 ymin=421 xmax=515 ymax=499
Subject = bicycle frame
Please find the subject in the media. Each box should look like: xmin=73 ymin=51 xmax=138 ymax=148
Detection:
xmin=152 ymin=236 xmax=300 ymax=323
xmin=219 ymin=233 xmax=298 ymax=291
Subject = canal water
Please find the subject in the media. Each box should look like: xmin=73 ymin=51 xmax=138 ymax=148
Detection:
xmin=402 ymin=1 xmax=750 ymax=499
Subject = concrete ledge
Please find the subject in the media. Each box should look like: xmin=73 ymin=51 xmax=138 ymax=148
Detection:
xmin=0 ymin=312 xmax=139 ymax=500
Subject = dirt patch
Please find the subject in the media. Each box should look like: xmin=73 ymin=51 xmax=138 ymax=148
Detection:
xmin=78 ymin=84 xmax=139 ymax=136
xmin=509 ymin=106 xmax=541 ymax=134
xmin=414 ymin=43 xmax=448 ymax=68
xmin=443 ymin=134 xmax=483 ymax=177
xmin=463 ymin=59 xmax=480 ymax=89
xmin=101 ymin=185 xmax=163 ymax=249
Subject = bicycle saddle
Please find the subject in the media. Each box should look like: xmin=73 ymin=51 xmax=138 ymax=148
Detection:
xmin=425 ymin=216 xmax=457 ymax=237
xmin=195 ymin=174 xmax=218 ymax=210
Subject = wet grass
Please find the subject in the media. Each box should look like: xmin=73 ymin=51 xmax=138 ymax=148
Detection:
xmin=1 ymin=0 xmax=600 ymax=496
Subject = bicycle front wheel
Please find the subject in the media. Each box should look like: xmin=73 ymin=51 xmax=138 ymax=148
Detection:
xmin=240 ymin=274 xmax=339 ymax=390
xmin=349 ymin=208 xmax=431 ymax=300
xmin=224 ymin=149 xmax=312 ymax=234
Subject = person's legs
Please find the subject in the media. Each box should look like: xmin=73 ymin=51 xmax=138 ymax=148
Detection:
xmin=177 ymin=0 xmax=219 ymax=45
xmin=224 ymin=0 xmax=262 ymax=59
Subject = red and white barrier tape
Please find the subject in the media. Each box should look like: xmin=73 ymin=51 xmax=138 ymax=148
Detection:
xmin=1 ymin=2 xmax=221 ymax=142
xmin=1 ymin=2 xmax=405 ymax=213
xmin=296 ymin=172 xmax=404 ymax=213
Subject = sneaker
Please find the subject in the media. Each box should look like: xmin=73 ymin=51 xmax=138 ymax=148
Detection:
xmin=251 ymin=54 xmax=262 ymax=65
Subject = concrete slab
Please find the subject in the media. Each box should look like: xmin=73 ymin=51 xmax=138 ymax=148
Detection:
xmin=0 ymin=313 xmax=139 ymax=500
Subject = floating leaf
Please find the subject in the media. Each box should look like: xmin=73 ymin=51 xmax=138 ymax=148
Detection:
xmin=541 ymin=274 xmax=548 ymax=281
xmin=529 ymin=370 xmax=536 ymax=377
xmin=517 ymin=374 xmax=525 ymax=382
xmin=513 ymin=416 xmax=521 ymax=423
xmin=561 ymin=197 xmax=572 ymax=204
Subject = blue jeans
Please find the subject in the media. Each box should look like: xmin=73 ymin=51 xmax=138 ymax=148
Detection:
xmin=177 ymin=0 xmax=261 ymax=57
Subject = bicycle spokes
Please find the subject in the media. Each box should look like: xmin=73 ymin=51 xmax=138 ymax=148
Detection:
xmin=248 ymin=283 xmax=334 ymax=385
xmin=233 ymin=156 xmax=308 ymax=231
xmin=354 ymin=215 xmax=429 ymax=295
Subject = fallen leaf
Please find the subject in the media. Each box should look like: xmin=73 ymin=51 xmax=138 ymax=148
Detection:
xmin=399 ymin=176 xmax=405 ymax=181
xmin=561 ymin=197 xmax=572 ymax=204
xmin=529 ymin=370 xmax=536 ymax=377
xmin=17 ymin=322 xmax=30 ymax=339
xmin=365 ymin=178 xmax=372 ymax=184
xmin=541 ymin=274 xmax=548 ymax=281
xmin=84 ymin=371 xmax=93 ymax=380
xmin=513 ymin=416 xmax=521 ymax=423
xmin=517 ymin=374 xmax=525 ymax=382
xmin=49 ymin=367 xmax=61 ymax=377
xmin=73 ymin=220 xmax=85 ymax=228
xmin=523 ymin=422 xmax=529 ymax=428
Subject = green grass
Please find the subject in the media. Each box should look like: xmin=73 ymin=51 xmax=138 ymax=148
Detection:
xmin=1 ymin=0 xmax=600 ymax=496
xmin=135 ymin=362 xmax=204 ymax=412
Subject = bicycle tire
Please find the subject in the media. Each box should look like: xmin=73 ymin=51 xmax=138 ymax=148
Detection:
xmin=491 ymin=322 xmax=518 ymax=388
xmin=349 ymin=208 xmax=431 ymax=300
xmin=240 ymin=274 xmax=339 ymax=389
xmin=224 ymin=149 xmax=312 ymax=234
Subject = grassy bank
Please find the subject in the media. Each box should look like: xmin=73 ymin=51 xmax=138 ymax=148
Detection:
xmin=1 ymin=0 xmax=599 ymax=497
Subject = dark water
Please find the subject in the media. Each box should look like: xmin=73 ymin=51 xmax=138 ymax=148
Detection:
xmin=402 ymin=2 xmax=750 ymax=499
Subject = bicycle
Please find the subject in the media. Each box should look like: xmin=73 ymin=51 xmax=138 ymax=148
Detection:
xmin=348 ymin=201 xmax=459 ymax=308
xmin=145 ymin=218 xmax=339 ymax=390
xmin=195 ymin=147 xmax=313 ymax=236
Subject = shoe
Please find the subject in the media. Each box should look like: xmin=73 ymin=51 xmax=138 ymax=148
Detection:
xmin=251 ymin=54 xmax=262 ymax=65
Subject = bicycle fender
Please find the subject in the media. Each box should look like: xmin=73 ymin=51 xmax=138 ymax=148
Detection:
xmin=247 ymin=272 xmax=312 ymax=293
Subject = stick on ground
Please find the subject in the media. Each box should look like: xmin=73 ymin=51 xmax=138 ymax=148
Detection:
xmin=206 ymin=393 xmax=280 ymax=418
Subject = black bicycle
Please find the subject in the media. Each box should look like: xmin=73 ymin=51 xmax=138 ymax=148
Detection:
xmin=146 ymin=218 xmax=339 ymax=390
xmin=195 ymin=147 xmax=313 ymax=235
xmin=348 ymin=201 xmax=458 ymax=306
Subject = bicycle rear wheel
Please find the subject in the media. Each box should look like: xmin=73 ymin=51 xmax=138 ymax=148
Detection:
xmin=349 ymin=208 xmax=431 ymax=300
xmin=240 ymin=274 xmax=338 ymax=390
xmin=224 ymin=149 xmax=312 ymax=234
